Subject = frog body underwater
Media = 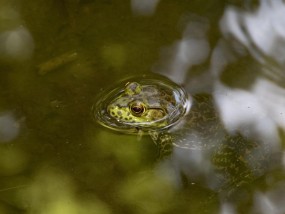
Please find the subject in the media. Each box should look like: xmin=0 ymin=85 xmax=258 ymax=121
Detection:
xmin=93 ymin=76 xmax=275 ymax=195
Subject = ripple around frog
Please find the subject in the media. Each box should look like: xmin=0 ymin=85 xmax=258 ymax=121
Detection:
xmin=92 ymin=74 xmax=281 ymax=198
xmin=93 ymin=75 xmax=191 ymax=134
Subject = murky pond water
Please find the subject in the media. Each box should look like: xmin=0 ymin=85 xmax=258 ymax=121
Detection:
xmin=1 ymin=0 xmax=285 ymax=213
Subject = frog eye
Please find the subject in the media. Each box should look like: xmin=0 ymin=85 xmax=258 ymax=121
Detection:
xmin=129 ymin=101 xmax=145 ymax=116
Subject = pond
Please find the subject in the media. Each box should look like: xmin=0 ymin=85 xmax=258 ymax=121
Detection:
xmin=0 ymin=0 xmax=285 ymax=213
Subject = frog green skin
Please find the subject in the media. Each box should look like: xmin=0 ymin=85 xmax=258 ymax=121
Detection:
xmin=94 ymin=77 xmax=190 ymax=134
xmin=93 ymin=76 xmax=276 ymax=197
xmin=107 ymin=82 xmax=175 ymax=129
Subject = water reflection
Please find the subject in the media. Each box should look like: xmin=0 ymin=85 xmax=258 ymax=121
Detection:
xmin=131 ymin=0 xmax=160 ymax=16
xmin=220 ymin=0 xmax=285 ymax=68
xmin=0 ymin=112 xmax=20 ymax=143
xmin=153 ymin=0 xmax=285 ymax=210
xmin=0 ymin=5 xmax=34 ymax=60
xmin=212 ymin=0 xmax=285 ymax=154
xmin=253 ymin=182 xmax=285 ymax=214
xmin=155 ymin=16 xmax=210 ymax=85
xmin=220 ymin=203 xmax=235 ymax=214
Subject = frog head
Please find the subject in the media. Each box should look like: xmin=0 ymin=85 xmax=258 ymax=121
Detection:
xmin=107 ymin=82 xmax=168 ymax=128
xmin=93 ymin=77 xmax=191 ymax=133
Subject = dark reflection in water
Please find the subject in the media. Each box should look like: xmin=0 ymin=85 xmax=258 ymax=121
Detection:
xmin=0 ymin=0 xmax=285 ymax=213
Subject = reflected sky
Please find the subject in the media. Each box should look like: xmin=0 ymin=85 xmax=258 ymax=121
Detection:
xmin=212 ymin=0 xmax=285 ymax=151
xmin=154 ymin=16 xmax=210 ymax=85
xmin=0 ymin=5 xmax=34 ymax=60
xmin=0 ymin=112 xmax=20 ymax=143
xmin=253 ymin=182 xmax=285 ymax=214
xmin=131 ymin=0 xmax=161 ymax=16
xmin=221 ymin=0 xmax=285 ymax=67
xmin=153 ymin=0 xmax=285 ymax=210
xmin=154 ymin=0 xmax=285 ymax=150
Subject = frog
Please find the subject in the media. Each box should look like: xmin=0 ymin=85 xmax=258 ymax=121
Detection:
xmin=94 ymin=77 xmax=190 ymax=136
xmin=93 ymin=75 xmax=276 ymax=196
xmin=107 ymin=82 xmax=169 ymax=129
xmin=107 ymin=80 xmax=190 ymax=129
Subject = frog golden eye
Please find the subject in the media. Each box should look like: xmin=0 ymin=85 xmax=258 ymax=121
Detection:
xmin=129 ymin=101 xmax=145 ymax=116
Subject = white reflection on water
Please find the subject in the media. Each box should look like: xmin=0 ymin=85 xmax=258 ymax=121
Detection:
xmin=252 ymin=79 xmax=285 ymax=129
xmin=220 ymin=202 xmax=235 ymax=214
xmin=0 ymin=6 xmax=34 ymax=60
xmin=213 ymin=79 xmax=281 ymax=151
xmin=220 ymin=0 xmax=285 ymax=86
xmin=253 ymin=183 xmax=285 ymax=214
xmin=212 ymin=0 xmax=285 ymax=149
xmin=283 ymin=153 xmax=285 ymax=169
xmin=154 ymin=17 xmax=210 ymax=84
xmin=154 ymin=0 xmax=285 ymax=205
xmin=131 ymin=0 xmax=161 ymax=16
xmin=0 ymin=112 xmax=20 ymax=143
xmin=220 ymin=0 xmax=285 ymax=67
xmin=154 ymin=0 xmax=285 ymax=148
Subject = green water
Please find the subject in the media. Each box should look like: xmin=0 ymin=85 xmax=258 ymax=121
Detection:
xmin=0 ymin=0 xmax=285 ymax=213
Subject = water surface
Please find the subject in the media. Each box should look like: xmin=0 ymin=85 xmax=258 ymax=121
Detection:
xmin=0 ymin=0 xmax=285 ymax=213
